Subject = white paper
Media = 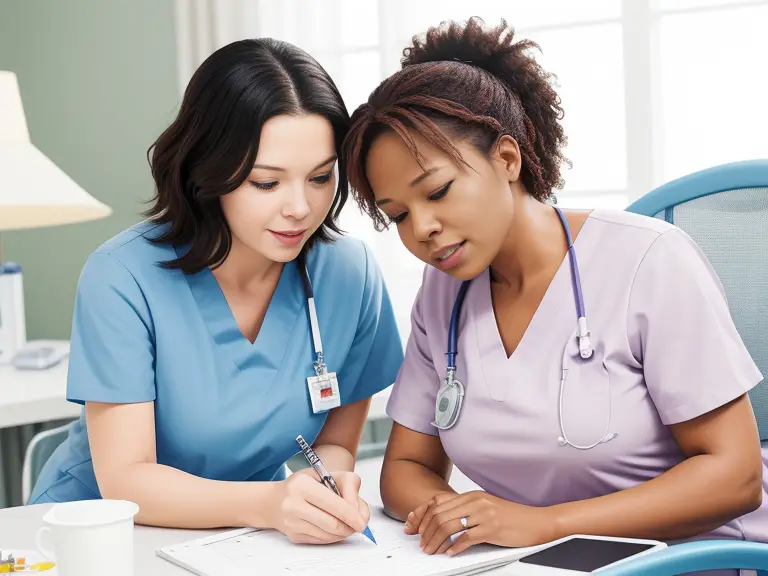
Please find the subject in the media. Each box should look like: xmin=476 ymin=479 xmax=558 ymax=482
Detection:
xmin=191 ymin=508 xmax=543 ymax=576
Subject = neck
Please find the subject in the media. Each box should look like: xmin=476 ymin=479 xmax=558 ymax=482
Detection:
xmin=489 ymin=196 xmax=566 ymax=291
xmin=212 ymin=236 xmax=283 ymax=291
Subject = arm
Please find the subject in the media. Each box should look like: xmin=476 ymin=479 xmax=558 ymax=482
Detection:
xmin=419 ymin=399 xmax=762 ymax=556
xmin=381 ymin=423 xmax=455 ymax=521
xmin=550 ymin=394 xmax=762 ymax=541
xmin=87 ymin=401 xmax=280 ymax=529
xmin=312 ymin=397 xmax=373 ymax=472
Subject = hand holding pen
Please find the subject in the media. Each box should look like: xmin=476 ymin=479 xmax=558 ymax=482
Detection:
xmin=269 ymin=454 xmax=372 ymax=545
xmin=296 ymin=435 xmax=377 ymax=544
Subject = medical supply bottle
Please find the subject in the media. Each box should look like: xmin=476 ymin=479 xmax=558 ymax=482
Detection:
xmin=0 ymin=261 xmax=26 ymax=364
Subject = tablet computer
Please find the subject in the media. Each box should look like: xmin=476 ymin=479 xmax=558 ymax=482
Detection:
xmin=504 ymin=533 xmax=666 ymax=574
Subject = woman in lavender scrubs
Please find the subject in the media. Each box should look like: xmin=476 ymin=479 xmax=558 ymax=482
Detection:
xmin=342 ymin=18 xmax=767 ymax=572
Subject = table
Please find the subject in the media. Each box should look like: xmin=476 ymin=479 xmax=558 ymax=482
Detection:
xmin=0 ymin=341 xmax=80 ymax=430
xmin=0 ymin=341 xmax=392 ymax=430
xmin=0 ymin=457 xmax=488 ymax=575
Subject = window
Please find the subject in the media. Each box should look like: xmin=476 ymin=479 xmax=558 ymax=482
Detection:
xmin=237 ymin=0 xmax=767 ymax=342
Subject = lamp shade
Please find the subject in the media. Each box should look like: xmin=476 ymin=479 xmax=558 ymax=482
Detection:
xmin=0 ymin=70 xmax=112 ymax=231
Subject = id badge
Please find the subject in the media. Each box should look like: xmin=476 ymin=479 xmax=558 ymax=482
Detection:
xmin=307 ymin=372 xmax=341 ymax=413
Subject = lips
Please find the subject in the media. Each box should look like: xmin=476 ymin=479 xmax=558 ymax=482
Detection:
xmin=431 ymin=241 xmax=465 ymax=262
xmin=271 ymin=230 xmax=306 ymax=236
xmin=269 ymin=229 xmax=307 ymax=247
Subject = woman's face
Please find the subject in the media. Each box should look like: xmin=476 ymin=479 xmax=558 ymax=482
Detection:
xmin=220 ymin=114 xmax=338 ymax=263
xmin=365 ymin=130 xmax=523 ymax=280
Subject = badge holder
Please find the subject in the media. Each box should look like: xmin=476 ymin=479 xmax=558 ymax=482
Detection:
xmin=305 ymin=294 xmax=340 ymax=413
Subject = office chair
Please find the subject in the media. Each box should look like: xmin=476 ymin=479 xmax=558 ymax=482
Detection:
xmin=21 ymin=422 xmax=71 ymax=504
xmin=604 ymin=159 xmax=768 ymax=575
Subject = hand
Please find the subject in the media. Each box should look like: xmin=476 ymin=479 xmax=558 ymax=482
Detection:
xmin=268 ymin=469 xmax=368 ymax=544
xmin=403 ymin=490 xmax=456 ymax=536
xmin=327 ymin=469 xmax=371 ymax=528
xmin=413 ymin=491 xmax=557 ymax=556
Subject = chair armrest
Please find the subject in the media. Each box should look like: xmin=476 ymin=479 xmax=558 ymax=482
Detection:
xmin=598 ymin=540 xmax=768 ymax=575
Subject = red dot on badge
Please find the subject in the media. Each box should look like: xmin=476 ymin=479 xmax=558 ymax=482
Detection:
xmin=320 ymin=387 xmax=332 ymax=398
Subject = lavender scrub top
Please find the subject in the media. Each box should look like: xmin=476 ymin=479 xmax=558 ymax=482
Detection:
xmin=387 ymin=209 xmax=768 ymax=554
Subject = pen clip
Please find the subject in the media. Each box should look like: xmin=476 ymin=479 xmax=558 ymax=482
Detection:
xmin=321 ymin=474 xmax=340 ymax=496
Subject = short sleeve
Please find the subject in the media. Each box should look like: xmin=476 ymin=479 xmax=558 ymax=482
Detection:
xmin=627 ymin=229 xmax=763 ymax=425
xmin=385 ymin=270 xmax=442 ymax=436
xmin=338 ymin=243 xmax=404 ymax=405
xmin=67 ymin=252 xmax=156 ymax=405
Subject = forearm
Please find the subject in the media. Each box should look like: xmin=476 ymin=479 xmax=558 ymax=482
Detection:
xmin=314 ymin=444 xmax=355 ymax=472
xmin=101 ymin=462 xmax=280 ymax=530
xmin=381 ymin=459 xmax=456 ymax=521
xmin=550 ymin=454 xmax=762 ymax=541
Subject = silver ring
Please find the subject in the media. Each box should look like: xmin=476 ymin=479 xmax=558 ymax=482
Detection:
xmin=460 ymin=517 xmax=468 ymax=528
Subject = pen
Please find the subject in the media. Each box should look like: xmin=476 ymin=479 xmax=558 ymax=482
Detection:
xmin=295 ymin=434 xmax=377 ymax=544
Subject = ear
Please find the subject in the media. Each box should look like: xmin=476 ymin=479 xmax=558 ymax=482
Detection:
xmin=491 ymin=135 xmax=523 ymax=182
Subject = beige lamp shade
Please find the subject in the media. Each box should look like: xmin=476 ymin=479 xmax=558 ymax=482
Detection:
xmin=0 ymin=70 xmax=112 ymax=231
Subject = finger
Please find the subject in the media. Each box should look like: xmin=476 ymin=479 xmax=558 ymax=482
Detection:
xmin=357 ymin=497 xmax=371 ymax=525
xmin=404 ymin=506 xmax=427 ymax=535
xmin=430 ymin=492 xmax=476 ymax=517
xmin=446 ymin=527 xmax=483 ymax=557
xmin=337 ymin=474 xmax=362 ymax=509
xmin=421 ymin=505 xmax=478 ymax=554
xmin=292 ymin=519 xmax=346 ymax=544
xmin=300 ymin=501 xmax=355 ymax=539
xmin=303 ymin=481 xmax=366 ymax=533
xmin=423 ymin=517 xmax=471 ymax=555
xmin=435 ymin=535 xmax=455 ymax=556
xmin=417 ymin=492 xmax=459 ymax=536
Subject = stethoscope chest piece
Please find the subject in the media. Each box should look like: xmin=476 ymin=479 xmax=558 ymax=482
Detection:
xmin=432 ymin=369 xmax=465 ymax=430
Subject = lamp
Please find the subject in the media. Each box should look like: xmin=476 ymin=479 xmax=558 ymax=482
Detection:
xmin=0 ymin=70 xmax=112 ymax=364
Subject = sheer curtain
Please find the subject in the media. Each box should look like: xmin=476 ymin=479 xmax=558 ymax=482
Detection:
xmin=174 ymin=0 xmax=768 ymax=346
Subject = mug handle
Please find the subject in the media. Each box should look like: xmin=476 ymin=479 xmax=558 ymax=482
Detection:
xmin=35 ymin=526 xmax=56 ymax=561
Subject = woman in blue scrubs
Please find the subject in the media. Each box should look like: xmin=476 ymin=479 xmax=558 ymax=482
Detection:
xmin=29 ymin=38 xmax=404 ymax=545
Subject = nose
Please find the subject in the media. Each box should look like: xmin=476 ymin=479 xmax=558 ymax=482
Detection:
xmin=410 ymin=207 xmax=441 ymax=243
xmin=281 ymin=183 xmax=311 ymax=221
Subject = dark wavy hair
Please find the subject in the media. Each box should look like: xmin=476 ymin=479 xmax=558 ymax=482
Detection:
xmin=145 ymin=38 xmax=350 ymax=274
xmin=343 ymin=17 xmax=569 ymax=230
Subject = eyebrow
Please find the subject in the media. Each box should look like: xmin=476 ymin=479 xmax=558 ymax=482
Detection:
xmin=252 ymin=155 xmax=337 ymax=173
xmin=375 ymin=167 xmax=442 ymax=207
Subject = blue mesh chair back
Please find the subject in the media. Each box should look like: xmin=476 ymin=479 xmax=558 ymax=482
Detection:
xmin=609 ymin=159 xmax=768 ymax=575
xmin=626 ymin=160 xmax=768 ymax=442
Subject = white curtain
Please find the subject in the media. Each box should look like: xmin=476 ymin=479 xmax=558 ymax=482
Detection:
xmin=174 ymin=0 xmax=250 ymax=96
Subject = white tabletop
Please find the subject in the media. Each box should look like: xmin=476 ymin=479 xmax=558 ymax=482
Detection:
xmin=0 ymin=341 xmax=81 ymax=430
xmin=0 ymin=457 xmax=487 ymax=575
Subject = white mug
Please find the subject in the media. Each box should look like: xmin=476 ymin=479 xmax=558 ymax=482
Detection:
xmin=35 ymin=499 xmax=139 ymax=576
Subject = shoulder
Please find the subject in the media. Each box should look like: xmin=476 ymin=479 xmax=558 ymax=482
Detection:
xmin=584 ymin=208 xmax=703 ymax=270
xmin=586 ymin=208 xmax=676 ymax=243
xmin=91 ymin=220 xmax=176 ymax=267
xmin=584 ymin=209 xmax=721 ymax=301
xmin=79 ymin=220 xmax=179 ymax=291
xmin=306 ymin=234 xmax=379 ymax=290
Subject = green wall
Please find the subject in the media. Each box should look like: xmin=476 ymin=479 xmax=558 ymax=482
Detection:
xmin=0 ymin=0 xmax=179 ymax=339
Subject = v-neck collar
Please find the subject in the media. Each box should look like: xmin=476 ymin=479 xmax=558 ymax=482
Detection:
xmin=179 ymin=244 xmax=304 ymax=391
xmin=469 ymin=211 xmax=595 ymax=401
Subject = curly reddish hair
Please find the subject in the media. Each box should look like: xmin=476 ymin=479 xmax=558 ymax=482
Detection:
xmin=343 ymin=17 xmax=569 ymax=230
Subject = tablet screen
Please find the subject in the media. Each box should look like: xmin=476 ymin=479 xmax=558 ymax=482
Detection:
xmin=517 ymin=538 xmax=656 ymax=572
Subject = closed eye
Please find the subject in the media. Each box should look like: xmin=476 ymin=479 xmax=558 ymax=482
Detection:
xmin=251 ymin=180 xmax=278 ymax=191
xmin=310 ymin=172 xmax=333 ymax=185
xmin=388 ymin=212 xmax=408 ymax=225
xmin=429 ymin=180 xmax=453 ymax=201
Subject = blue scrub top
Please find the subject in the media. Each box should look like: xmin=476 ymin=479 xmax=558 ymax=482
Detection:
xmin=29 ymin=222 xmax=404 ymax=504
